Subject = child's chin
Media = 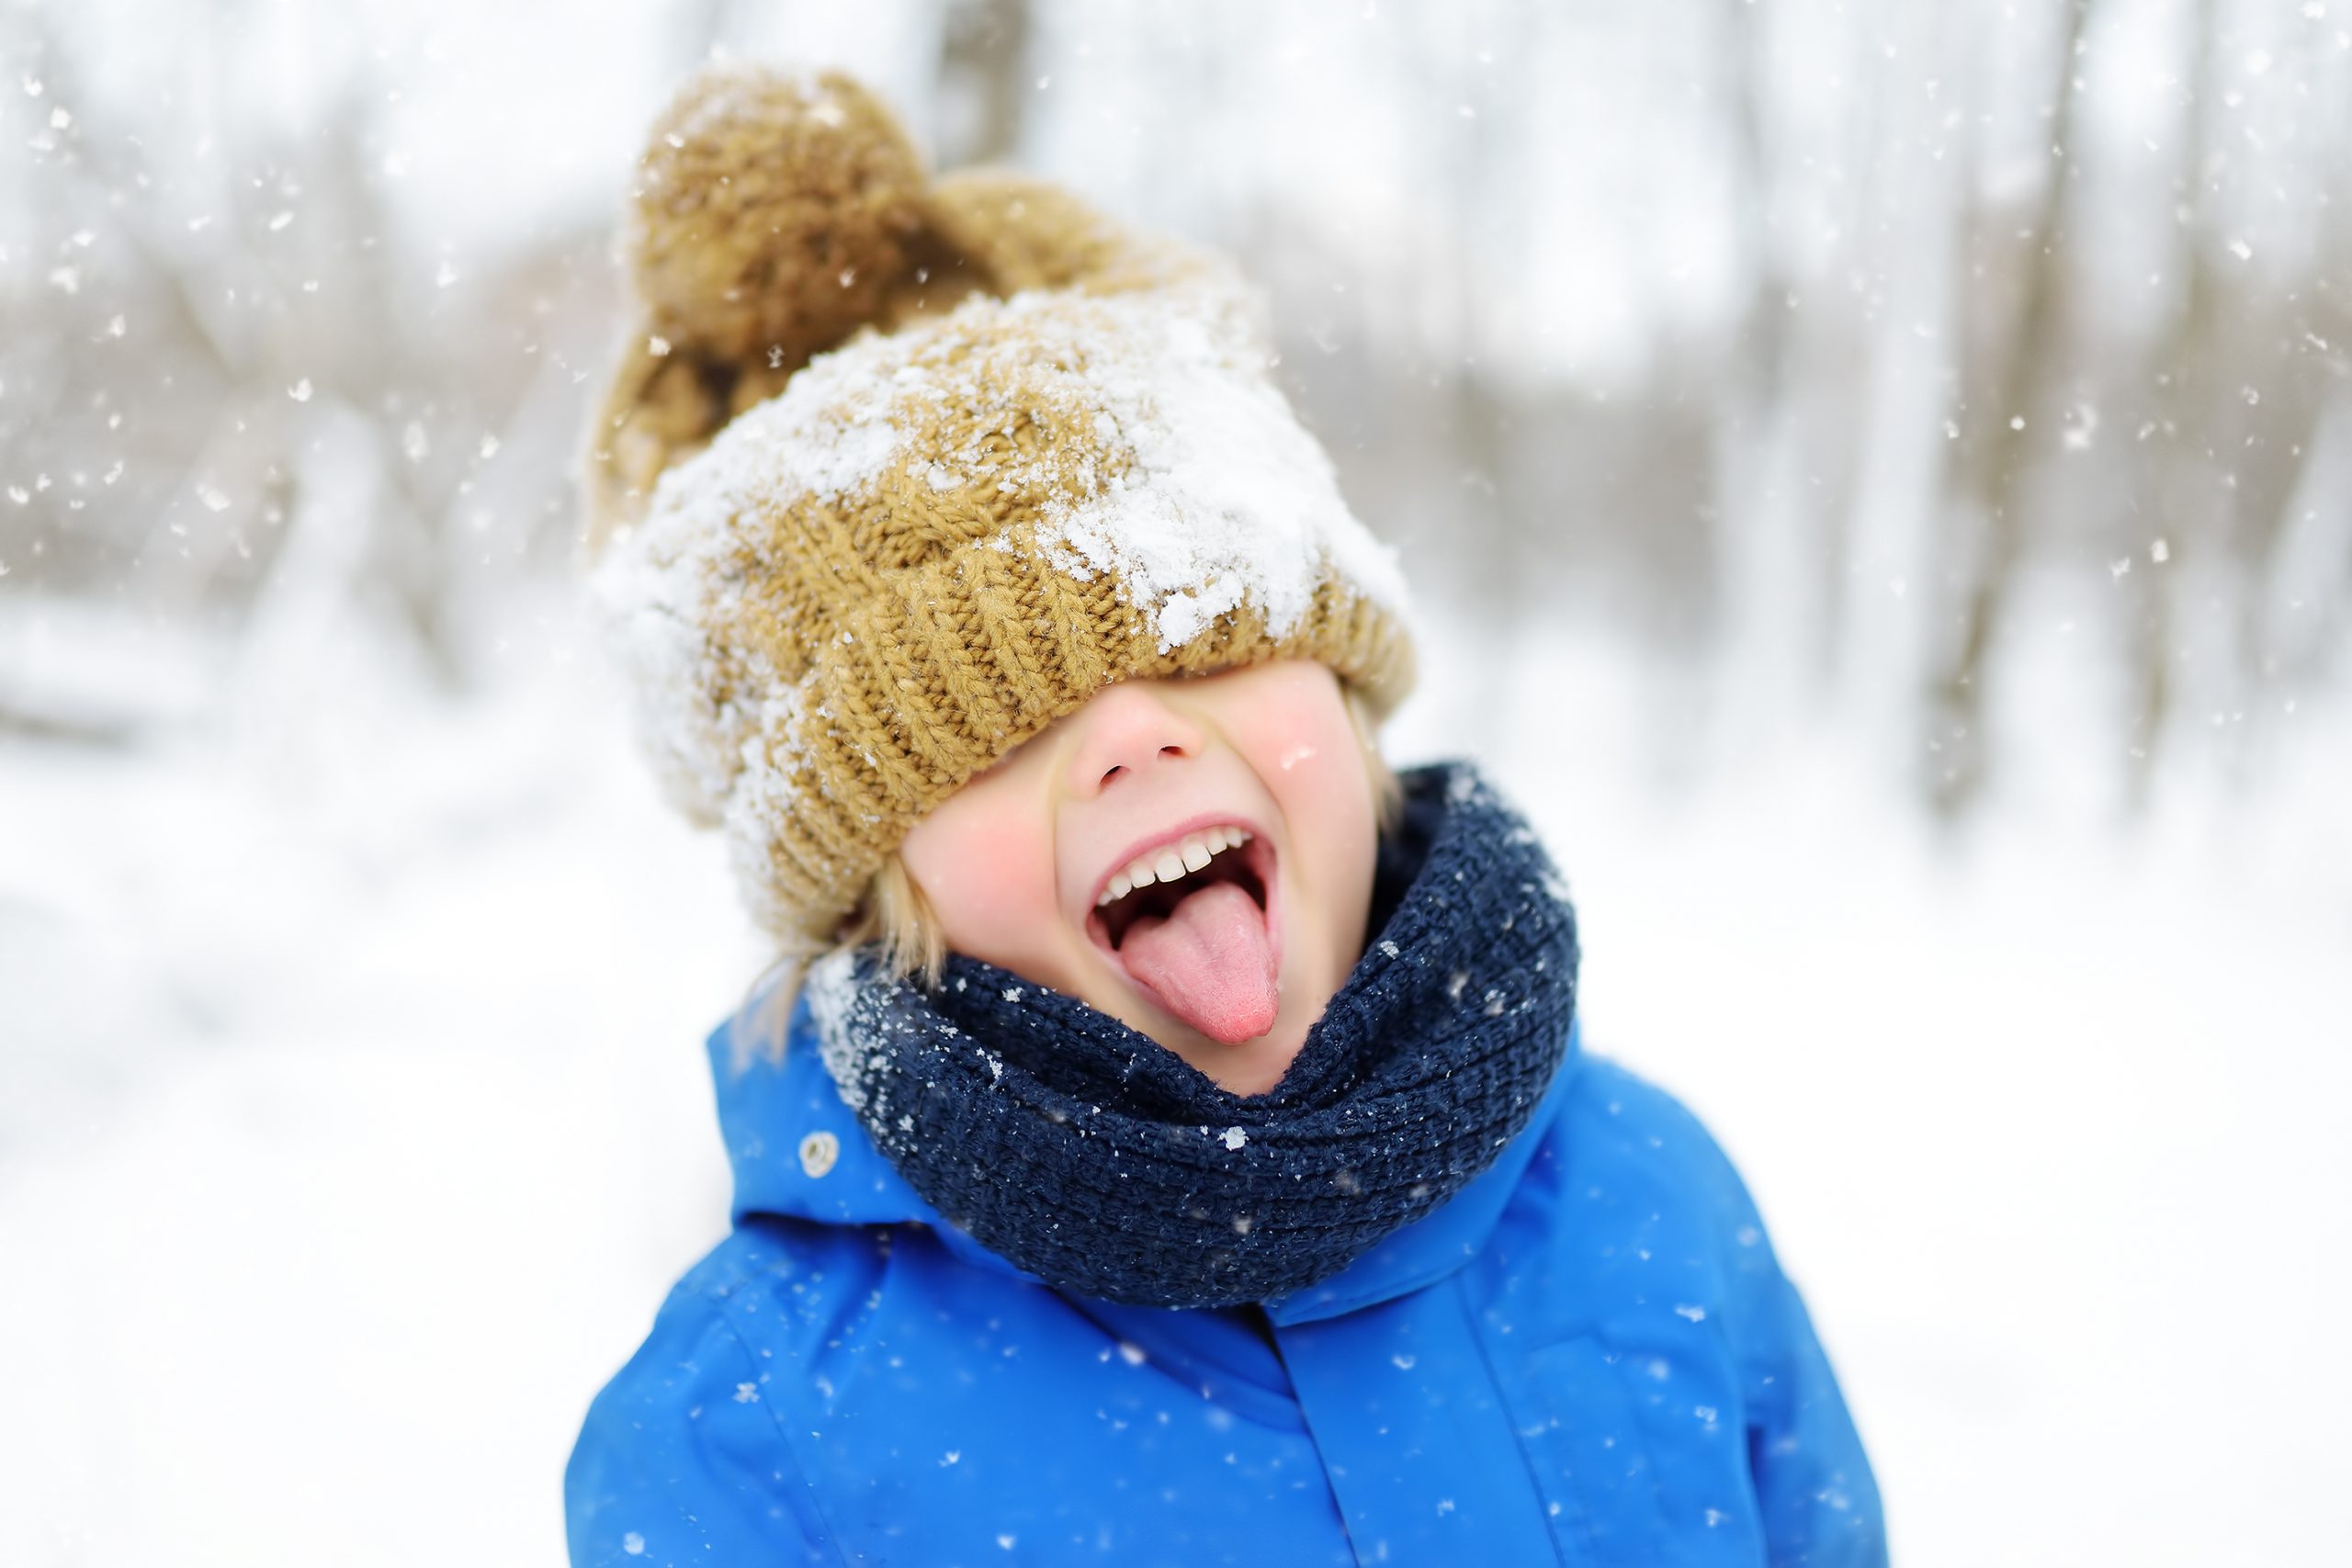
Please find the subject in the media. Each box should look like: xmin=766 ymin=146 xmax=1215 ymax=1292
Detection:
xmin=1183 ymin=1032 xmax=1302 ymax=1098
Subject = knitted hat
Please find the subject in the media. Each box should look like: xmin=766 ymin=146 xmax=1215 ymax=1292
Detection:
xmin=583 ymin=64 xmax=1417 ymax=948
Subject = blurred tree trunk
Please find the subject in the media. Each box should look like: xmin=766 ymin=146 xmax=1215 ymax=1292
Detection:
xmin=1459 ymin=4 xmax=1542 ymax=664
xmin=2213 ymin=17 xmax=2350 ymax=784
xmin=1708 ymin=0 xmax=1800 ymax=726
xmin=1928 ymin=0 xmax=2093 ymax=813
xmin=2112 ymin=0 xmax=2220 ymax=803
xmin=939 ymin=0 xmax=1029 ymax=166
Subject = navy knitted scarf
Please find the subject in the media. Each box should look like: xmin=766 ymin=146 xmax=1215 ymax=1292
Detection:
xmin=808 ymin=761 xmax=1579 ymax=1309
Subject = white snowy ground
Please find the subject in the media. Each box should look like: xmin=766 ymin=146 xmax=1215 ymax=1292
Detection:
xmin=3 ymin=587 xmax=2346 ymax=1566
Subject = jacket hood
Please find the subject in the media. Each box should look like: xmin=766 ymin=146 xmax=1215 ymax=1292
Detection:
xmin=705 ymin=1003 xmax=1582 ymax=1326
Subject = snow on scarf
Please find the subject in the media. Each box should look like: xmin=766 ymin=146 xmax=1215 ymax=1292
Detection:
xmin=806 ymin=761 xmax=1580 ymax=1309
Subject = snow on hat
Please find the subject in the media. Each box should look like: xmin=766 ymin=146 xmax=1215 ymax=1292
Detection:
xmin=582 ymin=63 xmax=1417 ymax=948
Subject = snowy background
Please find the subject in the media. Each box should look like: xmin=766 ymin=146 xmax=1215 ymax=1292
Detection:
xmin=4 ymin=1 xmax=2347 ymax=1563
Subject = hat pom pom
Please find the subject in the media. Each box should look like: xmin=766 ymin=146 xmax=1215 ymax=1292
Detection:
xmin=628 ymin=64 xmax=928 ymax=366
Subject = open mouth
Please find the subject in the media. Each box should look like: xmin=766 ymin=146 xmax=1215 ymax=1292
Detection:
xmin=1084 ymin=821 xmax=1281 ymax=1044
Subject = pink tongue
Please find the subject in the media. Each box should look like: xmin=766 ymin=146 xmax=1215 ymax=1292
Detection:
xmin=1118 ymin=880 xmax=1280 ymax=1044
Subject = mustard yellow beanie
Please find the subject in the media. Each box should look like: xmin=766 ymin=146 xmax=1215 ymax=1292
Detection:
xmin=584 ymin=64 xmax=1417 ymax=948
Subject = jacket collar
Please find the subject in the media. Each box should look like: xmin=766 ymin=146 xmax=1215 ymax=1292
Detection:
xmin=707 ymin=1002 xmax=1582 ymax=1326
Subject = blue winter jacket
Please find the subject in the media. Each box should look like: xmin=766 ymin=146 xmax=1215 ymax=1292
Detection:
xmin=566 ymin=1005 xmax=1884 ymax=1565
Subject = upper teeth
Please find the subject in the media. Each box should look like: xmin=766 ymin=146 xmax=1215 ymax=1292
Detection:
xmin=1096 ymin=826 xmax=1252 ymax=907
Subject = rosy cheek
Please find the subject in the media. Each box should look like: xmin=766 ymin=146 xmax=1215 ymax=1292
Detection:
xmin=1227 ymin=671 xmax=1374 ymax=896
xmin=946 ymin=836 xmax=1050 ymax=926
xmin=1234 ymin=676 xmax=1353 ymax=793
xmin=905 ymin=813 xmax=1057 ymax=953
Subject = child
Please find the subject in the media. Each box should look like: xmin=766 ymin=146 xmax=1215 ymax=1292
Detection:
xmin=568 ymin=65 xmax=1885 ymax=1567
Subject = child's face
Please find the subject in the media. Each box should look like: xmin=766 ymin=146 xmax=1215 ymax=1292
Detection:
xmin=898 ymin=660 xmax=1378 ymax=1096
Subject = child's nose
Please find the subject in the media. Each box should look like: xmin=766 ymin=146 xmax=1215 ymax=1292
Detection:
xmin=1063 ymin=682 xmax=1205 ymax=798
